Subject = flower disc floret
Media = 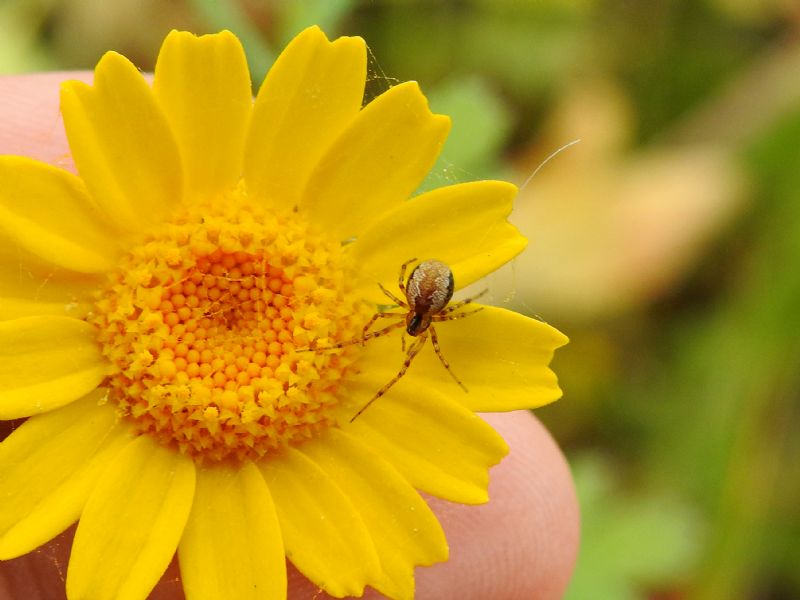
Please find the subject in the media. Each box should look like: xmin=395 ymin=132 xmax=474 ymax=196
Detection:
xmin=89 ymin=191 xmax=369 ymax=462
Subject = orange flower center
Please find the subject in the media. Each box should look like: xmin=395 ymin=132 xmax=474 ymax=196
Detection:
xmin=89 ymin=191 xmax=370 ymax=462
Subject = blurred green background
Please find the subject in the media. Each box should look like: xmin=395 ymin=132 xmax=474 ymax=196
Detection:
xmin=2 ymin=0 xmax=798 ymax=598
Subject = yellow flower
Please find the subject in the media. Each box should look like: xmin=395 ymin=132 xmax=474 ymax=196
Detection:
xmin=0 ymin=27 xmax=567 ymax=600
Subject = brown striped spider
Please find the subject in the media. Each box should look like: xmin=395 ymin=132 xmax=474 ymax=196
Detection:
xmin=311 ymin=258 xmax=486 ymax=421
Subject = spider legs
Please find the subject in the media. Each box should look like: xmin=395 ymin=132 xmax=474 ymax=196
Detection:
xmin=398 ymin=257 xmax=418 ymax=297
xmin=299 ymin=314 xmax=405 ymax=351
xmin=377 ymin=257 xmax=418 ymax=306
xmin=359 ymin=311 xmax=404 ymax=345
xmin=433 ymin=306 xmax=485 ymax=322
xmin=429 ymin=325 xmax=467 ymax=392
xmin=378 ymin=282 xmax=406 ymax=307
xmin=440 ymin=288 xmax=488 ymax=315
xmin=350 ymin=332 xmax=428 ymax=422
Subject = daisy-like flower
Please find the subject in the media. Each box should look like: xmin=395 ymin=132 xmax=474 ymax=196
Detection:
xmin=0 ymin=27 xmax=567 ymax=600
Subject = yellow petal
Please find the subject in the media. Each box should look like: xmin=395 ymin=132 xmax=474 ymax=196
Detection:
xmin=0 ymin=393 xmax=130 ymax=559
xmin=67 ymin=435 xmax=196 ymax=600
xmin=0 ymin=157 xmax=120 ymax=273
xmin=178 ymin=462 xmax=286 ymax=600
xmin=259 ymin=446 xmax=380 ymax=598
xmin=244 ymin=26 xmax=366 ymax=208
xmin=60 ymin=51 xmax=183 ymax=234
xmin=0 ymin=246 xmax=96 ymax=321
xmin=346 ymin=380 xmax=508 ymax=504
xmin=372 ymin=305 xmax=568 ymax=411
xmin=349 ymin=180 xmax=526 ymax=302
xmin=302 ymin=429 xmax=448 ymax=600
xmin=154 ymin=31 xmax=252 ymax=200
xmin=0 ymin=316 xmax=108 ymax=419
xmin=301 ymin=81 xmax=451 ymax=240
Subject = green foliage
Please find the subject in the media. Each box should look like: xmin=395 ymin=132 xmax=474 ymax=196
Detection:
xmin=645 ymin=102 xmax=800 ymax=600
xmin=275 ymin=0 xmax=355 ymax=45
xmin=420 ymin=76 xmax=513 ymax=191
xmin=0 ymin=0 xmax=55 ymax=73
xmin=565 ymin=456 xmax=702 ymax=600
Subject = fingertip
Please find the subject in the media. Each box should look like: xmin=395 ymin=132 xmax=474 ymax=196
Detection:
xmin=416 ymin=411 xmax=579 ymax=599
xmin=285 ymin=410 xmax=579 ymax=600
xmin=0 ymin=72 xmax=91 ymax=168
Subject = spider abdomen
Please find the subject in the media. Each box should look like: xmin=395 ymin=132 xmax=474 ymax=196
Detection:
xmin=405 ymin=260 xmax=455 ymax=336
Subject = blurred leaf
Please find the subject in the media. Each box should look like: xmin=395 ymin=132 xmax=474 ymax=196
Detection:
xmin=0 ymin=1 xmax=55 ymax=73
xmin=418 ymin=76 xmax=512 ymax=192
xmin=362 ymin=3 xmax=589 ymax=98
xmin=564 ymin=455 xmax=702 ymax=600
xmin=707 ymin=0 xmax=796 ymax=25
xmin=460 ymin=8 xmax=589 ymax=97
xmin=644 ymin=102 xmax=800 ymax=600
xmin=0 ymin=25 xmax=51 ymax=74
xmin=276 ymin=0 xmax=355 ymax=44
xmin=612 ymin=1 xmax=761 ymax=142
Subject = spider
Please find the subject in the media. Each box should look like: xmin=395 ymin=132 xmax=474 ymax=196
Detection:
xmin=309 ymin=258 xmax=486 ymax=422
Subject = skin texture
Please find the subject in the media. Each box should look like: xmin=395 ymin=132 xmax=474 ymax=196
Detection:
xmin=0 ymin=73 xmax=580 ymax=600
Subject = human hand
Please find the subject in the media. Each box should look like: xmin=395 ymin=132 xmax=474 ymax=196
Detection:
xmin=0 ymin=73 xmax=579 ymax=600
